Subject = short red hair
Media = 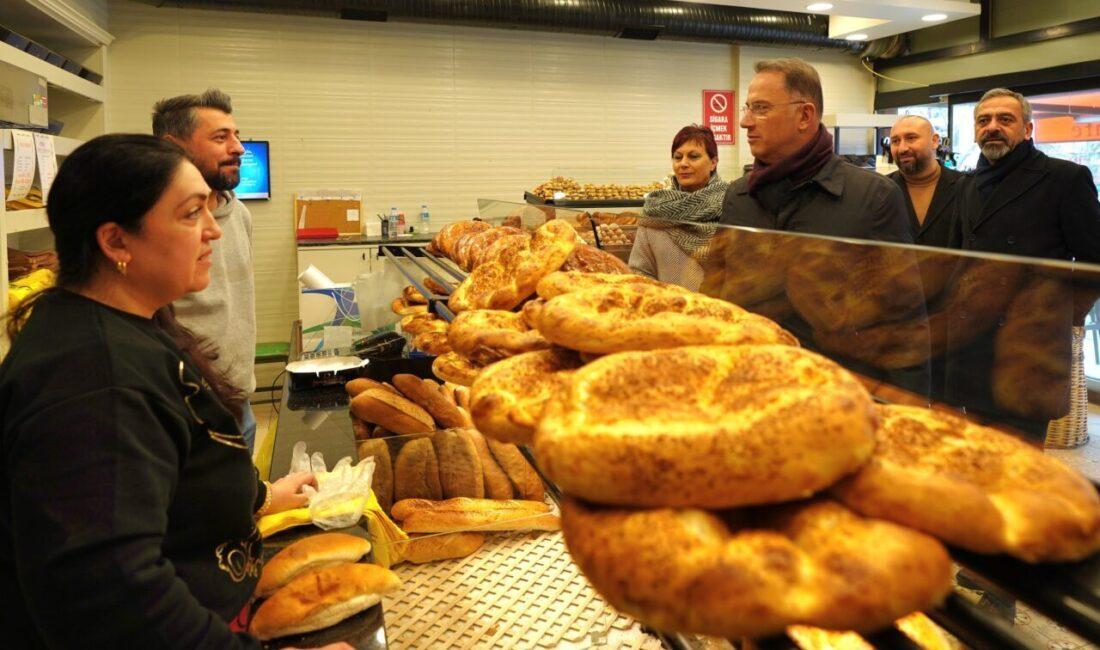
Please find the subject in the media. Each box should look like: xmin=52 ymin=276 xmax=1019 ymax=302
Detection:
xmin=671 ymin=125 xmax=718 ymax=160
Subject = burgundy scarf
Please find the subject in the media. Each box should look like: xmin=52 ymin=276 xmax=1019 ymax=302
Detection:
xmin=747 ymin=125 xmax=834 ymax=197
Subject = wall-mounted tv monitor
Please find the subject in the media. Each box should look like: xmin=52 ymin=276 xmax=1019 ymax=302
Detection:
xmin=237 ymin=140 xmax=270 ymax=200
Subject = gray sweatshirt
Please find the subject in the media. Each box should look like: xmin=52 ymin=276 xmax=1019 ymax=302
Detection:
xmin=173 ymin=191 xmax=257 ymax=394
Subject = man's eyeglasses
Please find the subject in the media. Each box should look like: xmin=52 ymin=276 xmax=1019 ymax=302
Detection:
xmin=741 ymin=100 xmax=809 ymax=117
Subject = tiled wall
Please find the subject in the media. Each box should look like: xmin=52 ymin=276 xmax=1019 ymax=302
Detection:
xmin=106 ymin=0 xmax=872 ymax=346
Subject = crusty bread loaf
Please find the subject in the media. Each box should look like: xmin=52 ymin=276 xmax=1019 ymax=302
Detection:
xmin=466 ymin=428 xmax=514 ymax=500
xmin=350 ymin=388 xmax=435 ymax=436
xmin=470 ymin=347 xmax=583 ymax=445
xmin=255 ymin=533 xmax=372 ymax=598
xmin=250 ymin=563 xmax=402 ymax=640
xmin=561 ymin=498 xmax=951 ymax=639
xmin=392 ymin=497 xmax=559 ymax=533
xmin=351 ymin=414 xmax=372 ymax=441
xmin=833 ymin=405 xmax=1100 ymax=562
xmin=432 ymin=352 xmax=482 ymax=387
xmin=535 ymin=345 xmax=875 ymax=508
xmin=397 ymin=532 xmax=485 ymax=564
xmin=454 ymin=386 xmax=471 ymax=411
xmin=561 ymin=244 xmax=632 ymax=274
xmin=357 ymin=439 xmax=393 ymax=514
xmin=345 ymin=377 xmax=397 ymax=398
xmin=392 ymin=374 xmax=468 ymax=428
xmin=432 ymin=428 xmax=485 ymax=499
xmin=485 ymin=439 xmax=545 ymax=501
xmin=393 ymin=437 xmax=443 ymax=503
xmin=535 ymin=270 xmax=669 ymax=300
xmin=534 ymin=282 xmax=797 ymax=354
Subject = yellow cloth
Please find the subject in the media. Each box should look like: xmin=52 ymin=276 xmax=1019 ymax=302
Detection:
xmin=257 ymin=489 xmax=408 ymax=568
xmin=8 ymin=268 xmax=55 ymax=311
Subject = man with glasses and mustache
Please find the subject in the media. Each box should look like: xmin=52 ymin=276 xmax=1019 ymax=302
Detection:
xmin=956 ymin=87 xmax=1100 ymax=262
xmin=153 ymin=89 xmax=259 ymax=452
xmin=887 ymin=115 xmax=964 ymax=247
xmin=720 ymin=57 xmax=910 ymax=243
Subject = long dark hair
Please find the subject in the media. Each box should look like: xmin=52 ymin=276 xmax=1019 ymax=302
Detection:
xmin=6 ymin=134 xmax=243 ymax=415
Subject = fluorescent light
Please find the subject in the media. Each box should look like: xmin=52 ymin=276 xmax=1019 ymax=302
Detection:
xmin=806 ymin=2 xmax=833 ymax=10
xmin=922 ymin=13 xmax=948 ymax=22
xmin=845 ymin=33 xmax=869 ymax=41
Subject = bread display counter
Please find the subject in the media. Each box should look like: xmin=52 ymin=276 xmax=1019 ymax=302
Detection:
xmin=267 ymin=215 xmax=1100 ymax=649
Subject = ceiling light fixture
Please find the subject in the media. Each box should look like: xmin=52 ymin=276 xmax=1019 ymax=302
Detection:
xmin=806 ymin=2 xmax=833 ymax=10
xmin=922 ymin=13 xmax=948 ymax=22
xmin=845 ymin=33 xmax=869 ymax=41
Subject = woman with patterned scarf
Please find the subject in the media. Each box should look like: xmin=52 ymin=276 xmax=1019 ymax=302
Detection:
xmin=629 ymin=125 xmax=728 ymax=290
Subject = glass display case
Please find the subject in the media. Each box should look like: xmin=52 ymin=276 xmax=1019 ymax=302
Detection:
xmin=266 ymin=218 xmax=1100 ymax=649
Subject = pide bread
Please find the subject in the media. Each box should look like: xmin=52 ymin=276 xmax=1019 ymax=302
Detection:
xmin=393 ymin=437 xmax=443 ymax=502
xmin=470 ymin=347 xmax=583 ymax=445
xmin=466 ymin=428 xmax=514 ymax=500
xmin=412 ymin=330 xmax=453 ymax=356
xmin=250 ymin=563 xmax=402 ymax=640
xmin=533 ymin=282 xmax=797 ymax=354
xmin=447 ymin=309 xmax=550 ymax=366
xmin=397 ymin=532 xmax=485 ymax=564
xmin=561 ymin=244 xmax=632 ymax=274
xmin=357 ymin=439 xmax=394 ymax=514
xmin=400 ymin=312 xmax=447 ymax=336
xmin=423 ymin=276 xmax=452 ymax=296
xmin=255 ymin=533 xmax=372 ymax=598
xmin=402 ymin=285 xmax=428 ymax=305
xmin=392 ymin=374 xmax=469 ymax=428
xmin=391 ymin=497 xmax=560 ymax=533
xmin=561 ymin=498 xmax=951 ymax=639
xmin=833 ymin=405 xmax=1100 ymax=562
xmin=391 ymin=297 xmax=428 ymax=316
xmin=486 ymin=439 xmax=545 ymax=501
xmin=448 ymin=221 xmax=576 ymax=312
xmin=432 ymin=352 xmax=482 ymax=387
xmin=350 ymin=388 xmax=435 ymax=436
xmin=432 ymin=220 xmax=492 ymax=260
xmin=535 ymin=270 xmax=669 ymax=300
xmin=462 ymin=226 xmax=527 ymax=270
xmin=535 ymin=345 xmax=876 ymax=508
xmin=431 ymin=428 xmax=485 ymax=499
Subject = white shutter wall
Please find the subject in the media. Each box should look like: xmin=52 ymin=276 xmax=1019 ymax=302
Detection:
xmin=106 ymin=0 xmax=871 ymax=345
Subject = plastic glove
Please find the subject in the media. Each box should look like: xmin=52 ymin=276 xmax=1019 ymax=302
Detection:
xmin=289 ymin=441 xmax=376 ymax=530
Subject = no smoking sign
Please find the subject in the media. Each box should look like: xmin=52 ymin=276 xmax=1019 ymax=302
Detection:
xmin=703 ymin=89 xmax=735 ymax=145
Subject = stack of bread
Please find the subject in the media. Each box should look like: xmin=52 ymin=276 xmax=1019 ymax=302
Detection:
xmin=249 ymin=532 xmax=402 ymax=641
xmin=459 ymin=270 xmax=1100 ymax=641
xmin=346 ymin=373 xmax=559 ymax=565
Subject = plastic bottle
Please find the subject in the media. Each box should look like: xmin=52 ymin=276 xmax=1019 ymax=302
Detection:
xmin=397 ymin=211 xmax=407 ymax=235
xmin=420 ymin=204 xmax=431 ymax=234
xmin=388 ymin=206 xmax=398 ymax=238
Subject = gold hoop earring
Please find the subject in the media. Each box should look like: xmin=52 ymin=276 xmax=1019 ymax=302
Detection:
xmin=116 ymin=260 xmax=128 ymax=275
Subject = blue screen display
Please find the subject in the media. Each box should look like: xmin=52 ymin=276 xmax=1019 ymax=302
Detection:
xmin=237 ymin=140 xmax=270 ymax=200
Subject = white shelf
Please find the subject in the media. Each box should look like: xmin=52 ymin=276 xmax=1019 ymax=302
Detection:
xmin=5 ymin=208 xmax=49 ymax=234
xmin=2 ymin=129 xmax=82 ymax=156
xmin=0 ymin=40 xmax=104 ymax=103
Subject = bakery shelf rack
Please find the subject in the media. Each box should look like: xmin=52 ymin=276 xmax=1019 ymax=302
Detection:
xmin=378 ymin=243 xmax=463 ymax=322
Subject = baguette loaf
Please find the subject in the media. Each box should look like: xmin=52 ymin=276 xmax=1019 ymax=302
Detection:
xmin=255 ymin=533 xmax=372 ymax=598
xmin=250 ymin=563 xmax=402 ymax=640
xmin=393 ymin=437 xmax=443 ymax=503
xmin=350 ymin=388 xmax=435 ymax=435
xmin=432 ymin=428 xmax=485 ymax=499
xmin=486 ymin=439 xmax=545 ymax=501
xmin=345 ymin=377 xmax=398 ymax=398
xmin=357 ymin=439 xmax=394 ymax=514
xmin=351 ymin=414 xmax=372 ymax=441
xmin=393 ymin=374 xmax=469 ymax=428
xmin=397 ymin=532 xmax=485 ymax=564
xmin=393 ymin=497 xmax=559 ymax=533
xmin=466 ymin=428 xmax=514 ymax=500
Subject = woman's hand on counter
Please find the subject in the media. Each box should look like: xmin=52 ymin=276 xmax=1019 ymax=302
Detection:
xmin=268 ymin=471 xmax=317 ymax=514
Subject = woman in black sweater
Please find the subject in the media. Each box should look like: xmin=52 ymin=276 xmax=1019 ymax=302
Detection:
xmin=0 ymin=135 xmax=343 ymax=649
